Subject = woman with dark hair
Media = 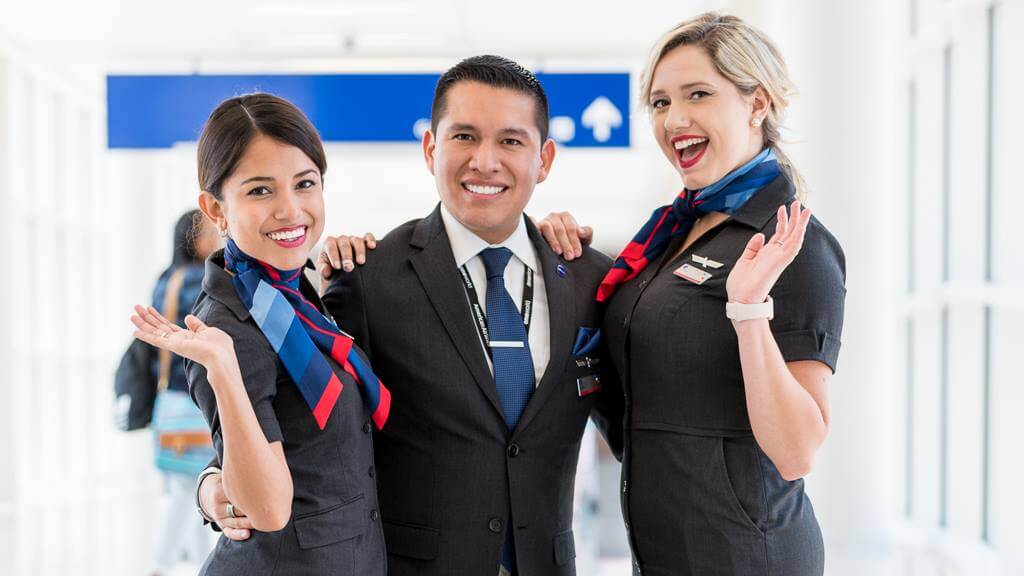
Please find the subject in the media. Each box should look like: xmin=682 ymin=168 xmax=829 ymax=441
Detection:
xmin=150 ymin=209 xmax=220 ymax=576
xmin=132 ymin=93 xmax=389 ymax=575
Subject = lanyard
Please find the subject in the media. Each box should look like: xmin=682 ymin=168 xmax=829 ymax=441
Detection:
xmin=458 ymin=262 xmax=534 ymax=359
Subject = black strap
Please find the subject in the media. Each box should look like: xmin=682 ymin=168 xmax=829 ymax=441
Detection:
xmin=458 ymin=262 xmax=534 ymax=359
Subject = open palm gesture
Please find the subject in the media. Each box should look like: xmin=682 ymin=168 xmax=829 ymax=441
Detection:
xmin=131 ymin=305 xmax=235 ymax=370
xmin=726 ymin=201 xmax=812 ymax=305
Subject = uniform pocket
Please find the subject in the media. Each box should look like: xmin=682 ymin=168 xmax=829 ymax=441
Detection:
xmin=204 ymin=529 xmax=284 ymax=576
xmin=553 ymin=529 xmax=576 ymax=568
xmin=383 ymin=520 xmax=439 ymax=560
xmin=294 ymin=494 xmax=367 ymax=549
xmin=716 ymin=437 xmax=766 ymax=536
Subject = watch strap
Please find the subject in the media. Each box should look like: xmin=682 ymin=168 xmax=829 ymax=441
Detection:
xmin=726 ymin=295 xmax=774 ymax=321
xmin=196 ymin=465 xmax=222 ymax=525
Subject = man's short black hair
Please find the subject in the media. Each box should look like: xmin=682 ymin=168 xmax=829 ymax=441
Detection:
xmin=430 ymin=55 xmax=550 ymax=142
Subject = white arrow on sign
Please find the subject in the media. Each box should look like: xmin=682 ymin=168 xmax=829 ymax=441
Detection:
xmin=581 ymin=96 xmax=622 ymax=143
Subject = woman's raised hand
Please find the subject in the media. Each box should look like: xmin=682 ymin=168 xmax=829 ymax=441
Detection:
xmin=131 ymin=305 xmax=236 ymax=371
xmin=534 ymin=212 xmax=593 ymax=261
xmin=726 ymin=201 xmax=812 ymax=305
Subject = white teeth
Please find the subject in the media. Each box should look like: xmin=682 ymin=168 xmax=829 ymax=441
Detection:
xmin=465 ymin=183 xmax=505 ymax=195
xmin=268 ymin=227 xmax=306 ymax=241
xmin=674 ymin=137 xmax=708 ymax=150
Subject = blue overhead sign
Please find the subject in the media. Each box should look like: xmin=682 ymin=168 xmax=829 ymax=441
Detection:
xmin=107 ymin=73 xmax=630 ymax=149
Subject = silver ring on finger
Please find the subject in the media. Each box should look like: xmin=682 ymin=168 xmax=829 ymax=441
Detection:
xmin=159 ymin=331 xmax=169 ymax=339
xmin=227 ymin=503 xmax=237 ymax=518
xmin=774 ymin=240 xmax=785 ymax=246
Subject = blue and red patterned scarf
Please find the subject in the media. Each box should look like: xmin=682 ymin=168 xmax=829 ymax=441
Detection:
xmin=224 ymin=239 xmax=390 ymax=430
xmin=597 ymin=148 xmax=781 ymax=302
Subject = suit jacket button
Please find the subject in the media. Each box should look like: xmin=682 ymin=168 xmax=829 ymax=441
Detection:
xmin=370 ymin=509 xmax=379 ymax=521
xmin=488 ymin=518 xmax=503 ymax=533
xmin=507 ymin=443 xmax=520 ymax=458
xmin=362 ymin=421 xmax=372 ymax=434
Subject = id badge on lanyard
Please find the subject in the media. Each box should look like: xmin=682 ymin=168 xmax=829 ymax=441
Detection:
xmin=458 ymin=263 xmax=534 ymax=359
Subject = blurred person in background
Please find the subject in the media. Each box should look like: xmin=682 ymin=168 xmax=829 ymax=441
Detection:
xmin=132 ymin=92 xmax=390 ymax=575
xmin=149 ymin=209 xmax=220 ymax=576
xmin=539 ymin=12 xmax=846 ymax=575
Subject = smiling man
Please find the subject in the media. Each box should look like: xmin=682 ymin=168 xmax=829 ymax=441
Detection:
xmin=196 ymin=55 xmax=623 ymax=576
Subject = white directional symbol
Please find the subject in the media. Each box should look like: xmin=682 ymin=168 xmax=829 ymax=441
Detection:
xmin=581 ymin=96 xmax=622 ymax=143
xmin=413 ymin=118 xmax=431 ymax=139
xmin=549 ymin=116 xmax=576 ymax=143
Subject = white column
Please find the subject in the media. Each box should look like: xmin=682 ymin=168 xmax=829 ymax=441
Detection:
xmin=755 ymin=0 xmax=904 ymax=560
xmin=0 ymin=47 xmax=15 ymax=572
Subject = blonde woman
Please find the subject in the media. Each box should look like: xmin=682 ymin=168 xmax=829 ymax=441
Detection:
xmin=540 ymin=13 xmax=845 ymax=575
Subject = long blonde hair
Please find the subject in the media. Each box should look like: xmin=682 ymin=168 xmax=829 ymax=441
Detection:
xmin=639 ymin=12 xmax=806 ymax=198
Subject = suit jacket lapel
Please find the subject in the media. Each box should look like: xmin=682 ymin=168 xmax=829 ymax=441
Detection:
xmin=513 ymin=219 xmax=576 ymax=437
xmin=408 ymin=206 xmax=506 ymax=420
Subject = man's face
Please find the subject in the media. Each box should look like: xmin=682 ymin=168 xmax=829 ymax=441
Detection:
xmin=423 ymin=81 xmax=555 ymax=244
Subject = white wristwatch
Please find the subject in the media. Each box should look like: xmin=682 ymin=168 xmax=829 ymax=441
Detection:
xmin=726 ymin=296 xmax=774 ymax=321
xmin=196 ymin=466 xmax=222 ymax=524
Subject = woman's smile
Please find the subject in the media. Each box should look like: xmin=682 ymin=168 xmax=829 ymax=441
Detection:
xmin=673 ymin=134 xmax=710 ymax=169
xmin=265 ymin=225 xmax=308 ymax=249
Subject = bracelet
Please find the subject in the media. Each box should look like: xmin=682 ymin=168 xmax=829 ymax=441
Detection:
xmin=726 ymin=295 xmax=774 ymax=322
xmin=196 ymin=465 xmax=222 ymax=523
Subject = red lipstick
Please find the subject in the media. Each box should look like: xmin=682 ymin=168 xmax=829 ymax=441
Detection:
xmin=671 ymin=134 xmax=709 ymax=170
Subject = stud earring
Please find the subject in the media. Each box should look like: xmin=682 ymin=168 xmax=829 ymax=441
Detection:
xmin=751 ymin=117 xmax=762 ymax=127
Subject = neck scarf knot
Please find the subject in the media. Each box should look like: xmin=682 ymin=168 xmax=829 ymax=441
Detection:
xmin=596 ymin=148 xmax=781 ymax=302
xmin=224 ymin=239 xmax=390 ymax=430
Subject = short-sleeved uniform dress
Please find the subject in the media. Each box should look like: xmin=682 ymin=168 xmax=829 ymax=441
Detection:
xmin=187 ymin=251 xmax=387 ymax=576
xmin=603 ymin=176 xmax=846 ymax=576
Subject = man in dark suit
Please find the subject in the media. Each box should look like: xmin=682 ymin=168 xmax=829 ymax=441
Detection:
xmin=197 ymin=55 xmax=622 ymax=576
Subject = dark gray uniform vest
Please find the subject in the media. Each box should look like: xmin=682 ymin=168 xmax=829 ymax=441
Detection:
xmin=189 ymin=253 xmax=387 ymax=576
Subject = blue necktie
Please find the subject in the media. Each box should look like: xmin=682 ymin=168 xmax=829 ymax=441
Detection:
xmin=479 ymin=247 xmax=535 ymax=576
xmin=480 ymin=247 xmax=536 ymax=428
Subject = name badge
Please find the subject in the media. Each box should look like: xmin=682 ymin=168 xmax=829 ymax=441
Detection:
xmin=674 ymin=263 xmax=712 ymax=285
xmin=577 ymin=374 xmax=602 ymax=397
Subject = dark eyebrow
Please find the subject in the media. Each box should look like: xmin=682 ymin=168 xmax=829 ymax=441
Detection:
xmin=499 ymin=128 xmax=533 ymax=140
xmin=448 ymin=123 xmax=478 ymax=133
xmin=238 ymin=170 xmax=317 ymax=186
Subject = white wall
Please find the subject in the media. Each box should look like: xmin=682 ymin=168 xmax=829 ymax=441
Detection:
xmin=0 ymin=37 xmax=171 ymax=575
xmin=762 ymin=1 xmax=1024 ymax=575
